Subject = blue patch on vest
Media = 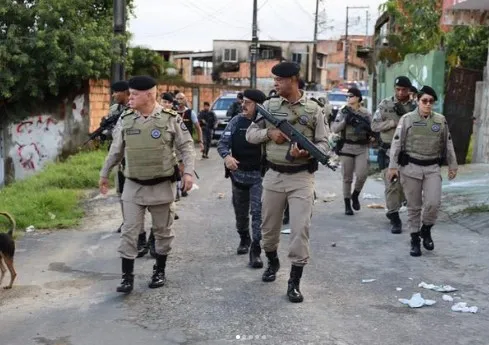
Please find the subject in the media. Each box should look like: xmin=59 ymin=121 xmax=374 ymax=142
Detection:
xmin=298 ymin=115 xmax=309 ymax=125
xmin=431 ymin=124 xmax=441 ymax=132
xmin=151 ymin=129 xmax=161 ymax=139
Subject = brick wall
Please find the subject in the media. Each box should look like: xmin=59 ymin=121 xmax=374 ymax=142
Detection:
xmin=89 ymin=79 xmax=111 ymax=132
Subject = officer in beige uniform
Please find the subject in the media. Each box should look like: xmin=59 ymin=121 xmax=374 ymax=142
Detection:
xmin=372 ymin=76 xmax=417 ymax=233
xmin=246 ymin=62 xmax=331 ymax=303
xmin=331 ymin=87 xmax=371 ymax=215
xmin=388 ymin=86 xmax=457 ymax=257
xmin=99 ymin=76 xmax=195 ymax=293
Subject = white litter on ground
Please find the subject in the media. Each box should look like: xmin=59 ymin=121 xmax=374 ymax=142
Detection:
xmin=281 ymin=228 xmax=291 ymax=234
xmin=362 ymin=193 xmax=381 ymax=199
xmin=399 ymin=293 xmax=436 ymax=308
xmin=442 ymin=295 xmax=454 ymax=302
xmin=451 ymin=302 xmax=478 ymax=313
xmin=361 ymin=279 xmax=376 ymax=283
xmin=396 ymin=287 xmax=403 ymax=291
xmin=419 ymin=281 xmax=458 ymax=292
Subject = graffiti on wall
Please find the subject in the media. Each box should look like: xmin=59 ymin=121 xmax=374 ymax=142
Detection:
xmin=72 ymin=94 xmax=86 ymax=124
xmin=9 ymin=115 xmax=65 ymax=179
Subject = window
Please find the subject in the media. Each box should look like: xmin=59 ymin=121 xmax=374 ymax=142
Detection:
xmin=261 ymin=49 xmax=274 ymax=60
xmin=211 ymin=98 xmax=235 ymax=111
xmin=223 ymin=48 xmax=238 ymax=62
xmin=317 ymin=54 xmax=324 ymax=68
xmin=292 ymin=53 xmax=302 ymax=64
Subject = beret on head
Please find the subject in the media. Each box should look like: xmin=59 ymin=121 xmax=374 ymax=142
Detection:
xmin=161 ymin=92 xmax=174 ymax=102
xmin=347 ymin=87 xmax=362 ymax=101
xmin=111 ymin=80 xmax=129 ymax=92
xmin=410 ymin=85 xmax=418 ymax=94
xmin=128 ymin=75 xmax=156 ymax=91
xmin=395 ymin=76 xmax=412 ymax=88
xmin=271 ymin=61 xmax=301 ymax=78
xmin=419 ymin=85 xmax=438 ymax=102
xmin=243 ymin=89 xmax=267 ymax=104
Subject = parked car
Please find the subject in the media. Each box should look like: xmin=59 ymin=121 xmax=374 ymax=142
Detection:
xmin=327 ymin=91 xmax=348 ymax=119
xmin=210 ymin=92 xmax=240 ymax=141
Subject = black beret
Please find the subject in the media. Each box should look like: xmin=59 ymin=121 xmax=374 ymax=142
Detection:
xmin=237 ymin=92 xmax=244 ymax=100
xmin=298 ymin=79 xmax=306 ymax=90
xmin=271 ymin=62 xmax=300 ymax=78
xmin=419 ymin=85 xmax=438 ymax=102
xmin=161 ymin=92 xmax=174 ymax=102
xmin=395 ymin=76 xmax=412 ymax=88
xmin=111 ymin=80 xmax=129 ymax=92
xmin=243 ymin=89 xmax=267 ymax=104
xmin=347 ymin=87 xmax=362 ymax=101
xmin=410 ymin=85 xmax=418 ymax=94
xmin=128 ymin=75 xmax=156 ymax=91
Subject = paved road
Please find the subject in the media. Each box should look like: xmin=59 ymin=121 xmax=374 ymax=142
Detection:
xmin=1 ymin=150 xmax=488 ymax=345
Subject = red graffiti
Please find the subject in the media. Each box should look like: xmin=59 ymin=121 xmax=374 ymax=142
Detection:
xmin=72 ymin=102 xmax=86 ymax=116
xmin=16 ymin=115 xmax=57 ymax=134
xmin=15 ymin=142 xmax=43 ymax=171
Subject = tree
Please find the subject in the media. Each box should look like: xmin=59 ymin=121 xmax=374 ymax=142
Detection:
xmin=126 ymin=46 xmax=183 ymax=82
xmin=0 ymin=0 xmax=132 ymax=124
xmin=378 ymin=0 xmax=444 ymax=64
xmin=445 ymin=25 xmax=489 ymax=71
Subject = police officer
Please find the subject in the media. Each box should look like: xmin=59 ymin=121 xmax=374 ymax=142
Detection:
xmin=372 ymin=76 xmax=417 ymax=233
xmin=198 ymin=102 xmax=218 ymax=159
xmin=331 ymin=87 xmax=372 ymax=215
xmin=246 ymin=62 xmax=331 ymax=303
xmin=388 ymin=86 xmax=457 ymax=257
xmin=175 ymin=92 xmax=204 ymax=152
xmin=217 ymin=89 xmax=267 ymax=268
xmin=99 ymin=76 xmax=195 ymax=293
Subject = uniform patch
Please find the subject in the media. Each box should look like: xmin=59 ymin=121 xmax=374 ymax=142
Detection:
xmin=413 ymin=122 xmax=427 ymax=126
xmin=125 ymin=129 xmax=141 ymax=135
xmin=151 ymin=129 xmax=161 ymax=139
xmin=394 ymin=135 xmax=400 ymax=140
xmin=298 ymin=115 xmax=309 ymax=125
xmin=271 ymin=112 xmax=288 ymax=117
xmin=180 ymin=122 xmax=188 ymax=131
xmin=431 ymin=124 xmax=441 ymax=132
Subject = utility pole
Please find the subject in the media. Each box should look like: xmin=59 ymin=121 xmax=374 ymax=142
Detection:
xmin=112 ymin=0 xmax=126 ymax=84
xmin=250 ymin=0 xmax=258 ymax=88
xmin=343 ymin=6 xmax=369 ymax=82
xmin=311 ymin=0 xmax=320 ymax=86
xmin=366 ymin=10 xmax=370 ymax=39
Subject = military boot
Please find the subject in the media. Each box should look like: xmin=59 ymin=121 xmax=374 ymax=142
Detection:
xmin=351 ymin=190 xmax=361 ymax=211
xmin=136 ymin=232 xmax=149 ymax=258
xmin=148 ymin=254 xmax=167 ymax=289
xmin=420 ymin=224 xmax=434 ymax=251
xmin=116 ymin=258 xmax=134 ymax=293
xmin=344 ymin=198 xmax=354 ymax=216
xmin=148 ymin=229 xmax=156 ymax=258
xmin=262 ymin=251 xmax=280 ymax=282
xmin=237 ymin=232 xmax=251 ymax=255
xmin=287 ymin=265 xmax=304 ymax=303
xmin=387 ymin=212 xmax=402 ymax=234
xmin=249 ymin=241 xmax=263 ymax=269
xmin=410 ymin=232 xmax=422 ymax=257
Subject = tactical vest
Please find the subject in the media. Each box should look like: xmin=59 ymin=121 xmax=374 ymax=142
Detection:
xmin=380 ymin=97 xmax=416 ymax=144
xmin=404 ymin=111 xmax=445 ymax=161
xmin=180 ymin=109 xmax=194 ymax=134
xmin=122 ymin=111 xmax=177 ymax=180
xmin=265 ymin=97 xmax=316 ymax=166
xmin=343 ymin=107 xmax=370 ymax=143
xmin=232 ymin=116 xmax=261 ymax=171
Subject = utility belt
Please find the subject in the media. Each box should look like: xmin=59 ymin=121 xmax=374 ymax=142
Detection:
xmin=337 ymin=152 xmax=356 ymax=158
xmin=128 ymin=165 xmax=180 ymax=186
xmin=398 ymin=151 xmax=442 ymax=167
xmin=267 ymin=160 xmax=318 ymax=174
xmin=344 ymin=139 xmax=369 ymax=145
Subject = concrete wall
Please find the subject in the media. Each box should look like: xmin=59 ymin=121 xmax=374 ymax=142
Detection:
xmin=472 ymin=56 xmax=489 ymax=163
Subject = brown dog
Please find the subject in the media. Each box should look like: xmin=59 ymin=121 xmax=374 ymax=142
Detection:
xmin=0 ymin=212 xmax=16 ymax=289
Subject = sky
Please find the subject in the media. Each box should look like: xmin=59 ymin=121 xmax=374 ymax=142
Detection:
xmin=128 ymin=0 xmax=386 ymax=52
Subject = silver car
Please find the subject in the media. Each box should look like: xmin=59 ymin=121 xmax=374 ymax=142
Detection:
xmin=210 ymin=92 xmax=240 ymax=140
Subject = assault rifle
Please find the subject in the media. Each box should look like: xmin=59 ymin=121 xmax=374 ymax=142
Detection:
xmin=393 ymin=102 xmax=416 ymax=116
xmin=255 ymin=104 xmax=337 ymax=171
xmin=342 ymin=107 xmax=379 ymax=142
xmin=83 ymin=107 xmax=124 ymax=145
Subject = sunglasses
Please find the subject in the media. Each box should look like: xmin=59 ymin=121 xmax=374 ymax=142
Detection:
xmin=420 ymin=98 xmax=435 ymax=105
xmin=346 ymin=94 xmax=355 ymax=98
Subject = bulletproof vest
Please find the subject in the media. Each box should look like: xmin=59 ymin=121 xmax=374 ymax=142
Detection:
xmin=180 ymin=109 xmax=194 ymax=134
xmin=379 ymin=97 xmax=416 ymax=144
xmin=231 ymin=116 xmax=261 ymax=171
xmin=122 ymin=110 xmax=177 ymax=180
xmin=201 ymin=111 xmax=216 ymax=128
xmin=404 ymin=111 xmax=445 ymax=161
xmin=343 ymin=107 xmax=370 ymax=143
xmin=265 ymin=97 xmax=316 ymax=166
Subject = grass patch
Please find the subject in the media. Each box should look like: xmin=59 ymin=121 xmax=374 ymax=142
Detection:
xmin=0 ymin=147 xmax=114 ymax=232
xmin=466 ymin=134 xmax=474 ymax=164
xmin=460 ymin=204 xmax=489 ymax=214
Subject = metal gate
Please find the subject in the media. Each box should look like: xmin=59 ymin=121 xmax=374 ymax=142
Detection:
xmin=443 ymin=67 xmax=483 ymax=164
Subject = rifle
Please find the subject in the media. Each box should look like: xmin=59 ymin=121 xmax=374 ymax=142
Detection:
xmin=255 ymin=104 xmax=337 ymax=171
xmin=342 ymin=107 xmax=380 ymax=142
xmin=83 ymin=108 xmax=124 ymax=145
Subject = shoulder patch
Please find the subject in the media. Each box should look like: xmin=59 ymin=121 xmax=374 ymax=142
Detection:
xmin=162 ymin=108 xmax=178 ymax=116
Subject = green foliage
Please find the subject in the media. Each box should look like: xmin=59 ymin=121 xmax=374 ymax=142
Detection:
xmin=445 ymin=26 xmax=489 ymax=71
xmin=0 ymin=147 xmax=113 ymax=231
xmin=379 ymin=0 xmax=443 ymax=64
xmin=0 ymin=0 xmax=132 ymax=124
xmin=127 ymin=46 xmax=183 ymax=82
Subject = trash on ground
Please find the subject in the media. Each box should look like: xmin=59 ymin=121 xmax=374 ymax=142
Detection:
xmin=451 ymin=302 xmax=478 ymax=313
xmin=48 ymin=212 xmax=56 ymax=220
xmin=331 ymin=242 xmax=336 ymax=247
xmin=442 ymin=295 xmax=454 ymax=302
xmin=367 ymin=204 xmax=385 ymax=209
xmin=217 ymin=192 xmax=225 ymax=199
xmin=396 ymin=287 xmax=403 ymax=291
xmin=419 ymin=281 xmax=457 ymax=292
xmin=362 ymin=193 xmax=381 ymax=199
xmin=281 ymin=228 xmax=291 ymax=234
xmin=322 ymin=192 xmax=337 ymax=202
xmin=362 ymin=279 xmax=376 ymax=283
xmin=189 ymin=184 xmax=200 ymax=192
xmin=25 ymin=225 xmax=35 ymax=233
xmin=399 ymin=293 xmax=436 ymax=308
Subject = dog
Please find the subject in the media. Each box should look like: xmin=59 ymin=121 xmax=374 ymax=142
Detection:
xmin=0 ymin=212 xmax=16 ymax=289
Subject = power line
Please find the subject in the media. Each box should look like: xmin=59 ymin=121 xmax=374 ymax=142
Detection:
xmin=293 ymin=0 xmax=315 ymax=20
xmin=182 ymin=0 xmax=250 ymax=30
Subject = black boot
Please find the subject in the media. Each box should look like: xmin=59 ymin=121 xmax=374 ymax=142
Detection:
xmin=410 ymin=232 xmax=422 ymax=257
xmin=387 ymin=212 xmax=402 ymax=234
xmin=249 ymin=241 xmax=263 ymax=269
xmin=262 ymin=251 xmax=280 ymax=282
xmin=344 ymin=198 xmax=354 ymax=215
xmin=116 ymin=258 xmax=134 ymax=293
xmin=116 ymin=223 xmax=123 ymax=233
xmin=137 ymin=232 xmax=148 ymax=258
xmin=420 ymin=224 xmax=434 ymax=251
xmin=237 ymin=233 xmax=251 ymax=255
xmin=148 ymin=229 xmax=156 ymax=258
xmin=174 ymin=213 xmax=180 ymax=220
xmin=148 ymin=254 xmax=167 ymax=289
xmin=351 ymin=190 xmax=361 ymax=211
xmin=287 ymin=265 xmax=304 ymax=303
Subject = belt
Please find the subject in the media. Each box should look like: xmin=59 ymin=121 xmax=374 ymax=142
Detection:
xmin=344 ymin=139 xmax=369 ymax=145
xmin=407 ymin=157 xmax=440 ymax=166
xmin=237 ymin=163 xmax=261 ymax=171
xmin=337 ymin=152 xmax=356 ymax=158
xmin=128 ymin=175 xmax=175 ymax=186
xmin=267 ymin=161 xmax=309 ymax=174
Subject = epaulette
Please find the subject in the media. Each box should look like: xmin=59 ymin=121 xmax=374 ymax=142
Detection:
xmin=120 ymin=109 xmax=135 ymax=118
xmin=162 ymin=108 xmax=178 ymax=116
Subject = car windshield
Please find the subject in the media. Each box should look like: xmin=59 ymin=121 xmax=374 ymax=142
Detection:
xmin=328 ymin=93 xmax=347 ymax=102
xmin=212 ymin=98 xmax=236 ymax=111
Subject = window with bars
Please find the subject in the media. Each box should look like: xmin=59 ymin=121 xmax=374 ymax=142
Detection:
xmin=223 ymin=48 xmax=238 ymax=62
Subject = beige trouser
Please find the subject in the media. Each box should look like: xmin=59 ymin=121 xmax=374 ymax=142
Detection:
xmin=400 ymin=172 xmax=442 ymax=233
xmin=261 ymin=175 xmax=314 ymax=267
xmin=119 ymin=201 xmax=175 ymax=259
xmin=340 ymin=150 xmax=368 ymax=198
xmin=382 ymin=168 xmax=405 ymax=214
